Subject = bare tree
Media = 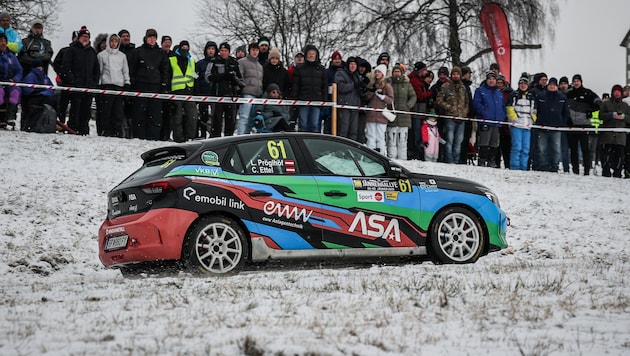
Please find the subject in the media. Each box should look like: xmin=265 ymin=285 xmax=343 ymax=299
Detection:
xmin=0 ymin=0 xmax=61 ymax=35
xmin=352 ymin=0 xmax=558 ymax=70
xmin=193 ymin=0 xmax=369 ymax=65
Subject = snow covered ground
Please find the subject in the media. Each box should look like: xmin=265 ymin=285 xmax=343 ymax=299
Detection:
xmin=1 ymin=128 xmax=629 ymax=355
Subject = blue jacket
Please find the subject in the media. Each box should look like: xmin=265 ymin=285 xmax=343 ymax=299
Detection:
xmin=535 ymin=90 xmax=569 ymax=127
xmin=0 ymin=25 xmax=23 ymax=54
xmin=0 ymin=48 xmax=22 ymax=82
xmin=22 ymin=66 xmax=54 ymax=97
xmin=473 ymin=82 xmax=506 ymax=126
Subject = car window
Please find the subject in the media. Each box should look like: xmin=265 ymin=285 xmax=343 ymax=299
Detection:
xmin=303 ymin=138 xmax=387 ymax=177
xmin=225 ymin=139 xmax=298 ymax=175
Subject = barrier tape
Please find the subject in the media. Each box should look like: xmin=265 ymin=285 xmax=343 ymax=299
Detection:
xmin=3 ymin=81 xmax=629 ymax=133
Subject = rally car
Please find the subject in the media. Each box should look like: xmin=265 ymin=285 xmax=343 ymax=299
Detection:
xmin=98 ymin=133 xmax=508 ymax=275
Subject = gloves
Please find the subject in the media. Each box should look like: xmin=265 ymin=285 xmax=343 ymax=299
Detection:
xmin=376 ymin=93 xmax=385 ymax=101
xmin=160 ymin=83 xmax=169 ymax=93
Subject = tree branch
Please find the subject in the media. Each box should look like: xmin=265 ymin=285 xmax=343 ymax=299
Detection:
xmin=462 ymin=44 xmax=542 ymax=66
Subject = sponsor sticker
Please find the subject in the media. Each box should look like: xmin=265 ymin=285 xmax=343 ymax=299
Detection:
xmin=353 ymin=178 xmax=400 ymax=191
xmin=357 ymin=191 xmax=384 ymax=202
xmin=385 ymin=191 xmax=399 ymax=201
xmin=201 ymin=151 xmax=220 ymax=166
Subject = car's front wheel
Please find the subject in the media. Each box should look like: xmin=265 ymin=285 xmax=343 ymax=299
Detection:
xmin=429 ymin=207 xmax=485 ymax=264
xmin=183 ymin=216 xmax=248 ymax=275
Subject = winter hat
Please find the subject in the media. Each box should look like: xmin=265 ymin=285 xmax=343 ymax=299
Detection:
xmin=518 ymin=76 xmax=529 ymax=85
xmin=572 ymin=74 xmax=582 ymax=83
xmin=377 ymin=52 xmax=390 ymax=63
xmin=295 ymin=52 xmax=304 ymax=58
xmin=0 ymin=12 xmax=9 ymax=20
xmin=31 ymin=20 xmax=43 ymax=29
xmin=374 ymin=64 xmax=387 ymax=76
xmin=461 ymin=66 xmax=472 ymax=76
xmin=559 ymin=76 xmax=569 ymax=85
xmin=268 ymin=47 xmax=281 ymax=60
xmin=235 ymin=45 xmax=246 ymax=54
xmin=438 ymin=66 xmax=449 ymax=76
xmin=118 ymin=29 xmax=130 ymax=37
xmin=219 ymin=42 xmax=230 ymax=51
xmin=179 ymin=40 xmax=190 ymax=48
xmin=145 ymin=28 xmax=158 ymax=38
xmin=358 ymin=57 xmax=371 ymax=73
xmin=0 ymin=33 xmax=6 ymax=42
xmin=330 ymin=51 xmax=342 ymax=60
xmin=206 ymin=41 xmax=217 ymax=49
xmin=258 ymin=36 xmax=270 ymax=46
xmin=78 ymin=26 xmax=90 ymax=38
xmin=161 ymin=35 xmax=172 ymax=44
xmin=451 ymin=66 xmax=462 ymax=76
xmin=414 ymin=61 xmax=427 ymax=72
xmin=548 ymin=77 xmax=558 ymax=86
xmin=485 ymin=70 xmax=497 ymax=79
xmin=392 ymin=64 xmax=403 ymax=73
xmin=611 ymin=84 xmax=623 ymax=94
xmin=248 ymin=42 xmax=259 ymax=52
xmin=266 ymin=83 xmax=281 ymax=93
xmin=71 ymin=30 xmax=79 ymax=40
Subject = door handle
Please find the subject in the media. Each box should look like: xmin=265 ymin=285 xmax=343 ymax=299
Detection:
xmin=324 ymin=190 xmax=347 ymax=197
xmin=248 ymin=190 xmax=272 ymax=197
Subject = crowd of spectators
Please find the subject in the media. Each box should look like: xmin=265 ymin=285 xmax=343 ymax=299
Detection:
xmin=1 ymin=14 xmax=629 ymax=178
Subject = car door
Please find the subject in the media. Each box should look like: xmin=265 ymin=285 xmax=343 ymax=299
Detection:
xmin=221 ymin=137 xmax=324 ymax=251
xmin=300 ymin=137 xmax=424 ymax=249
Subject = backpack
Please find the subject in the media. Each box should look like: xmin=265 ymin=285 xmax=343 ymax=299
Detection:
xmin=27 ymin=104 xmax=57 ymax=133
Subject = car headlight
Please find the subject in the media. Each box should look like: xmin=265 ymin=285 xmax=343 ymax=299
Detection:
xmin=478 ymin=187 xmax=501 ymax=207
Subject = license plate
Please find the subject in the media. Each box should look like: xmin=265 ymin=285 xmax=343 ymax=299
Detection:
xmin=105 ymin=234 xmax=129 ymax=251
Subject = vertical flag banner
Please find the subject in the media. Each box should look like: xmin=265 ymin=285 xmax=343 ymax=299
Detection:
xmin=480 ymin=2 xmax=512 ymax=83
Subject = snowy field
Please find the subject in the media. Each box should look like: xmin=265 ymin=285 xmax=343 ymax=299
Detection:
xmin=1 ymin=127 xmax=629 ymax=356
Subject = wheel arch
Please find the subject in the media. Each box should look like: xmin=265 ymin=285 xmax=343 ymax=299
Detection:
xmin=427 ymin=203 xmax=490 ymax=257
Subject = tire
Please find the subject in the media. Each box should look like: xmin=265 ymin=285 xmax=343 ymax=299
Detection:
xmin=183 ymin=216 xmax=248 ymax=275
xmin=429 ymin=207 xmax=486 ymax=264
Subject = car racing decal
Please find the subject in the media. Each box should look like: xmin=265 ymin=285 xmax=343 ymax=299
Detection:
xmin=201 ymin=151 xmax=221 ymax=166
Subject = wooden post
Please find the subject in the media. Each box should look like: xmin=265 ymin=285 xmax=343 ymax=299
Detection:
xmin=331 ymin=83 xmax=337 ymax=136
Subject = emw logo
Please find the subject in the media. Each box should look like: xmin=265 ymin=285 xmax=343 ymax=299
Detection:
xmin=263 ymin=201 xmax=313 ymax=222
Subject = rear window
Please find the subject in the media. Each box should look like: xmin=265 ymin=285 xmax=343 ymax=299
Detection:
xmin=121 ymin=155 xmax=185 ymax=183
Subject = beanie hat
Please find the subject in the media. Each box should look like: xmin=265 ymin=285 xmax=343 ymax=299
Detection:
xmin=266 ymin=83 xmax=280 ymax=93
xmin=438 ymin=66 xmax=449 ymax=76
xmin=377 ymin=52 xmax=390 ymax=63
xmin=161 ymin=35 xmax=172 ymax=44
xmin=451 ymin=66 xmax=462 ymax=75
xmin=392 ymin=64 xmax=403 ymax=73
xmin=206 ymin=41 xmax=218 ymax=49
xmin=118 ymin=29 xmax=130 ymax=37
xmin=611 ymin=84 xmax=623 ymax=94
xmin=145 ymin=28 xmax=158 ymax=38
xmin=219 ymin=42 xmax=230 ymax=51
xmin=414 ymin=61 xmax=427 ymax=71
xmin=0 ymin=12 xmax=9 ymax=20
xmin=258 ymin=36 xmax=270 ymax=46
xmin=559 ymin=76 xmax=569 ymax=85
xmin=248 ymin=42 xmax=259 ymax=51
xmin=485 ymin=70 xmax=497 ymax=79
xmin=78 ymin=26 xmax=90 ymax=38
xmin=572 ymin=74 xmax=582 ymax=83
xmin=31 ymin=20 xmax=43 ymax=28
xmin=461 ymin=66 xmax=472 ymax=76
xmin=374 ymin=64 xmax=387 ymax=76
xmin=518 ymin=76 xmax=529 ymax=85
xmin=548 ymin=77 xmax=558 ymax=86
xmin=268 ymin=47 xmax=281 ymax=60
xmin=346 ymin=56 xmax=358 ymax=64
xmin=178 ymin=40 xmax=190 ymax=48
xmin=235 ymin=45 xmax=246 ymax=54
xmin=331 ymin=51 xmax=342 ymax=60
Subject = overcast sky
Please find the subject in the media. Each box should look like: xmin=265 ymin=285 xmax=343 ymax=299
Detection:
xmin=48 ymin=0 xmax=630 ymax=97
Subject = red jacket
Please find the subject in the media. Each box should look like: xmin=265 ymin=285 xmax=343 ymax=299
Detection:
xmin=408 ymin=71 xmax=432 ymax=102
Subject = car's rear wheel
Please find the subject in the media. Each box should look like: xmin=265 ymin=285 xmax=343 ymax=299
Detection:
xmin=183 ymin=216 xmax=248 ymax=275
xmin=429 ymin=207 xmax=485 ymax=264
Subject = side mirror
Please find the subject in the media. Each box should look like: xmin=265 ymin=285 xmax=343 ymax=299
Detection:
xmin=389 ymin=163 xmax=403 ymax=178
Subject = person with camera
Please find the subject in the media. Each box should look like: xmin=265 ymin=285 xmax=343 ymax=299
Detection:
xmin=236 ymin=42 xmax=263 ymax=135
xmin=206 ymin=42 xmax=243 ymax=137
xmin=598 ymin=84 xmax=630 ymax=178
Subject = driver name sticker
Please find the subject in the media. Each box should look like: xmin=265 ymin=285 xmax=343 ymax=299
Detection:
xmin=201 ymin=151 xmax=220 ymax=166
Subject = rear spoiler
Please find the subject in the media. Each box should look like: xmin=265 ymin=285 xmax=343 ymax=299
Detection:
xmin=140 ymin=142 xmax=203 ymax=164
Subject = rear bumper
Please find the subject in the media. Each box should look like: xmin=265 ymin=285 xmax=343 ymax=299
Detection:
xmin=98 ymin=208 xmax=198 ymax=267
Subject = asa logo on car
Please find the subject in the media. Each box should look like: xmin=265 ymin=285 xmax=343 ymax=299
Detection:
xmin=348 ymin=211 xmax=400 ymax=242
xmin=263 ymin=201 xmax=313 ymax=222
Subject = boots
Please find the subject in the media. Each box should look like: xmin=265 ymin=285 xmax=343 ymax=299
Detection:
xmin=7 ymin=104 xmax=18 ymax=128
xmin=478 ymin=146 xmax=488 ymax=167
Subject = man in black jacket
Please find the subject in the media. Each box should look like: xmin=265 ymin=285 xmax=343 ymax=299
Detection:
xmin=19 ymin=20 xmax=53 ymax=75
xmin=566 ymin=74 xmax=602 ymax=175
xmin=60 ymin=26 xmax=99 ymax=135
xmin=128 ymin=28 xmax=170 ymax=140
xmin=291 ymin=45 xmax=327 ymax=132
xmin=205 ymin=42 xmax=242 ymax=137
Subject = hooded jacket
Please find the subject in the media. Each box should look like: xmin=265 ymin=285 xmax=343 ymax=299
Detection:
xmin=97 ymin=34 xmax=130 ymax=87
xmin=389 ymin=75 xmax=417 ymax=128
xmin=291 ymin=45 xmax=327 ymax=101
xmin=0 ymin=24 xmax=22 ymax=54
xmin=473 ymin=81 xmax=506 ymax=126
xmin=599 ymin=86 xmax=630 ymax=146
xmin=0 ymin=46 xmax=22 ymax=82
xmin=195 ymin=41 xmax=216 ymax=94
xmin=19 ymin=29 xmax=53 ymax=72
xmin=22 ymin=66 xmax=54 ymax=97
xmin=263 ymin=60 xmax=289 ymax=98
xmin=334 ymin=64 xmax=361 ymax=107
xmin=436 ymin=78 xmax=469 ymax=118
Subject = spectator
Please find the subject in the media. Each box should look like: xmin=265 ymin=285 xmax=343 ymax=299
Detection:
xmin=52 ymin=30 xmax=78 ymax=124
xmin=598 ymin=84 xmax=630 ymax=177
xmin=257 ymin=36 xmax=270 ymax=65
xmin=558 ymin=76 xmax=571 ymax=173
xmin=117 ymin=30 xmax=136 ymax=138
xmin=206 ymin=42 xmax=241 ymax=137
xmin=291 ymin=45 xmax=327 ymax=132
xmin=0 ymin=32 xmax=23 ymax=128
xmin=436 ymin=66 xmax=469 ymax=164
xmin=494 ymin=75 xmax=512 ymax=168
xmin=235 ymin=45 xmax=246 ymax=59
xmin=263 ymin=47 xmax=289 ymax=98
xmin=421 ymin=116 xmax=441 ymax=162
xmin=566 ymin=74 xmax=602 ymax=175
xmin=195 ymin=41 xmax=217 ymax=139
xmin=356 ymin=57 xmax=372 ymax=144
xmin=169 ymin=40 xmax=198 ymax=142
xmin=128 ymin=28 xmax=170 ymax=140
xmin=253 ymin=83 xmax=293 ymax=133
xmin=364 ymin=64 xmax=393 ymax=153
xmin=97 ymin=33 xmax=130 ymax=137
xmin=529 ymin=72 xmax=548 ymax=170
xmin=473 ymin=71 xmax=505 ymax=167
xmin=624 ymin=85 xmax=630 ymax=178
xmin=92 ymin=33 xmax=108 ymax=135
xmin=237 ymin=42 xmax=264 ymax=135
xmin=159 ymin=36 xmax=176 ymax=141
xmin=21 ymin=59 xmax=54 ymax=130
xmin=19 ymin=20 xmax=53 ymax=75
xmin=408 ymin=61 xmax=432 ymax=160
xmin=334 ymin=56 xmax=361 ymax=140
xmin=287 ymin=51 xmax=304 ymax=84
xmin=161 ymin=35 xmax=173 ymax=55
xmin=374 ymin=52 xmax=392 ymax=79
xmin=506 ymin=75 xmax=537 ymax=170
xmin=0 ymin=12 xmax=22 ymax=54
xmin=459 ymin=66 xmax=476 ymax=164
xmin=60 ymin=26 xmax=99 ymax=135
xmin=534 ymin=77 xmax=569 ymax=172
xmin=387 ymin=64 xmax=416 ymax=160
xmin=117 ymin=29 xmax=135 ymax=55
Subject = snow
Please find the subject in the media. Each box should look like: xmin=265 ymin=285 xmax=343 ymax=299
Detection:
xmin=1 ymin=128 xmax=629 ymax=355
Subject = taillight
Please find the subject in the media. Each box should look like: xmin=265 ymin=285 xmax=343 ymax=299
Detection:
xmin=141 ymin=177 xmax=191 ymax=194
